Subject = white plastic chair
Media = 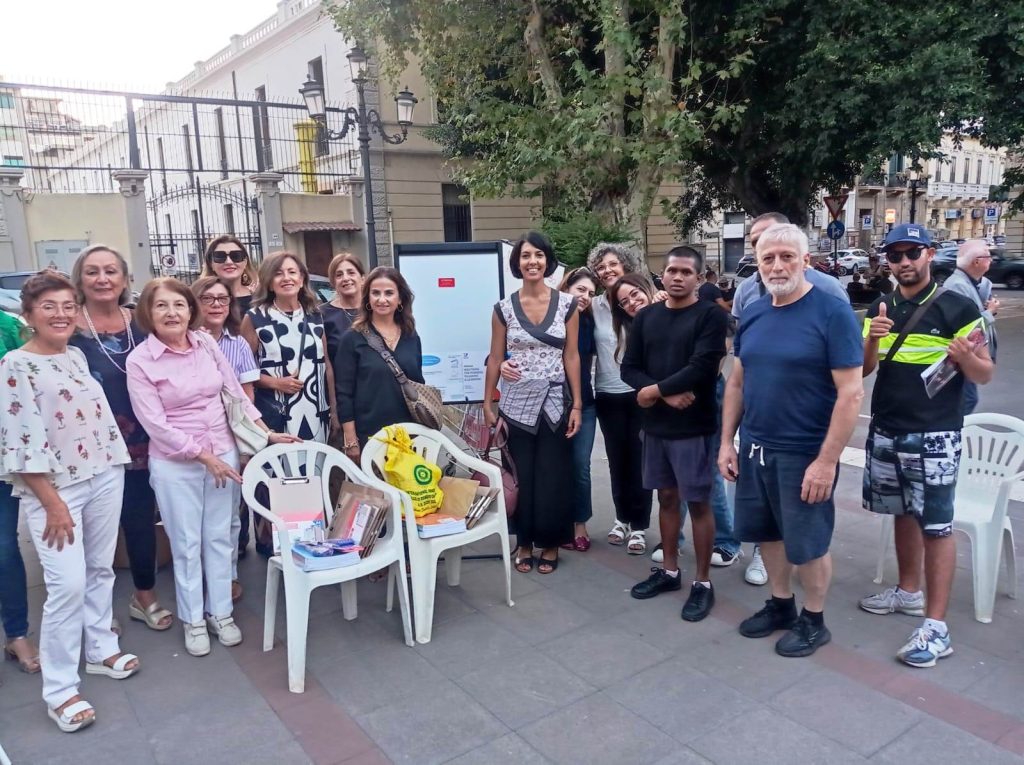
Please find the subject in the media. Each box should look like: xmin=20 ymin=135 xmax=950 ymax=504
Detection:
xmin=361 ymin=423 xmax=514 ymax=644
xmin=0 ymin=740 xmax=10 ymax=765
xmin=873 ymin=413 xmax=1022 ymax=623
xmin=242 ymin=442 xmax=413 ymax=693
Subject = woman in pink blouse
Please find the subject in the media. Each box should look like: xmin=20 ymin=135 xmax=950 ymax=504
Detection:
xmin=126 ymin=278 xmax=297 ymax=658
xmin=0 ymin=272 xmax=139 ymax=733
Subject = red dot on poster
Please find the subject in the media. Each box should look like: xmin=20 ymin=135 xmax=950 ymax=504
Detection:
xmin=438 ymin=278 xmax=455 ymax=288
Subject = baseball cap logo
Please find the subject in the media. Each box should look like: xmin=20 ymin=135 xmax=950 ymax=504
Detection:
xmin=908 ymin=228 xmax=921 ymax=238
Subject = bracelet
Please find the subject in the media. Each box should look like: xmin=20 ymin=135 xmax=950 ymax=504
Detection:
xmin=343 ymin=441 xmax=359 ymax=450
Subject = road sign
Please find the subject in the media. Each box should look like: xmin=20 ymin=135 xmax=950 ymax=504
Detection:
xmin=823 ymin=194 xmax=849 ymax=220
xmin=984 ymin=206 xmax=999 ymax=224
xmin=826 ymin=220 xmax=845 ymax=241
xmin=884 ymin=208 xmax=897 ymax=224
xmin=862 ymin=214 xmax=873 ymax=229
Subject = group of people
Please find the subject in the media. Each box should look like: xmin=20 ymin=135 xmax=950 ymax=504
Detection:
xmin=0 ymin=241 xmax=429 ymax=732
xmin=0 ymin=216 xmax=998 ymax=733
xmin=484 ymin=218 xmax=994 ymax=668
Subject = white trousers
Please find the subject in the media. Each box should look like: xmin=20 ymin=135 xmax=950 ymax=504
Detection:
xmin=22 ymin=466 xmax=124 ymax=709
xmin=149 ymin=452 xmax=238 ymax=625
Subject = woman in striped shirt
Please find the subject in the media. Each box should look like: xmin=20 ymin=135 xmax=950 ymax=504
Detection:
xmin=192 ymin=276 xmax=260 ymax=601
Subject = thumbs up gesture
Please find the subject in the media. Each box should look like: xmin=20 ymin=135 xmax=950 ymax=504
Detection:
xmin=868 ymin=301 xmax=894 ymax=339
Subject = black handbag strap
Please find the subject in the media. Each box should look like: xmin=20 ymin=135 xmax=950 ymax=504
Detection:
xmin=880 ymin=286 xmax=943 ymax=365
xmin=361 ymin=328 xmax=410 ymax=386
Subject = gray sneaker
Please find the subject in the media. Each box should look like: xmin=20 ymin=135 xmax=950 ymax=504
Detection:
xmin=859 ymin=586 xmax=925 ymax=616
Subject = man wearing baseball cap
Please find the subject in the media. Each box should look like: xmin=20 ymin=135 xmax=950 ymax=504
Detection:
xmin=860 ymin=223 xmax=993 ymax=668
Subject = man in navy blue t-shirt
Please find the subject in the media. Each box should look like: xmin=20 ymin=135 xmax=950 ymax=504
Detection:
xmin=719 ymin=223 xmax=864 ymax=658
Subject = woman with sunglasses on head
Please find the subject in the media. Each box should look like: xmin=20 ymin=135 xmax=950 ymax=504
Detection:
xmin=202 ymin=237 xmax=258 ymax=315
xmin=609 ymin=273 xmax=656 ymax=359
xmin=192 ymin=277 xmax=260 ymax=602
xmin=68 ymin=245 xmax=174 ymax=634
xmin=484 ymin=232 xmax=582 ymax=575
xmin=2 ymin=271 xmax=139 ymax=733
xmin=586 ymin=243 xmax=656 ymax=556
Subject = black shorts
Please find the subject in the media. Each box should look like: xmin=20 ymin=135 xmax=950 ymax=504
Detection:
xmin=641 ymin=433 xmax=714 ymax=502
xmin=733 ymin=441 xmax=836 ymax=565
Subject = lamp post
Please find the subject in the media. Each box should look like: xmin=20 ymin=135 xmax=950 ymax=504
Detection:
xmin=300 ymin=46 xmax=418 ymax=268
xmin=896 ymin=168 xmax=929 ymax=224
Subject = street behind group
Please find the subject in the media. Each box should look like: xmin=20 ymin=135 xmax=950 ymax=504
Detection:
xmin=0 ymin=217 xmax=997 ymax=734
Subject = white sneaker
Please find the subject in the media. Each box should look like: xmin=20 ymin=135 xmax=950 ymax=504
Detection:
xmin=710 ymin=547 xmax=744 ymax=567
xmin=744 ymin=546 xmax=768 ymax=586
xmin=183 ymin=621 xmax=211 ymax=657
xmin=859 ymin=586 xmax=926 ymax=617
xmin=206 ymin=615 xmax=243 ymax=647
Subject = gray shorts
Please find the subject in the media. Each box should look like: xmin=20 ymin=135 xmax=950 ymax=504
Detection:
xmin=641 ymin=432 xmax=714 ymax=502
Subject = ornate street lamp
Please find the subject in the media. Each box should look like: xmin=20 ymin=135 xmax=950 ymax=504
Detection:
xmin=895 ymin=167 xmax=930 ymax=224
xmin=300 ymin=47 xmax=418 ymax=267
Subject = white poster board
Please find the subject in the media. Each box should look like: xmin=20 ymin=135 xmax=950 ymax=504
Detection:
xmin=395 ymin=243 xmax=505 ymax=404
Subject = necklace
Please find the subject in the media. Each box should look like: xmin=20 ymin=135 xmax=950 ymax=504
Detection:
xmin=83 ymin=306 xmax=135 ymax=374
xmin=375 ymin=324 xmax=401 ymax=350
xmin=273 ymin=301 xmax=302 ymax=317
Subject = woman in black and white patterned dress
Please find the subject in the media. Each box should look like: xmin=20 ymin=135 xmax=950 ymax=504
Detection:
xmin=241 ymin=252 xmax=335 ymax=444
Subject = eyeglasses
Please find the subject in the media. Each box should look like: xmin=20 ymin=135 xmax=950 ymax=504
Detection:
xmin=37 ymin=302 xmax=80 ymax=317
xmin=211 ymin=249 xmax=246 ymax=264
xmin=885 ymin=247 xmax=926 ymax=264
xmin=199 ymin=294 xmax=231 ymax=306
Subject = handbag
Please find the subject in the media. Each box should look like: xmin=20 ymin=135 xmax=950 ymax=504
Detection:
xmin=361 ymin=329 xmax=444 ymax=430
xmin=471 ymin=418 xmax=519 ymax=518
xmin=198 ymin=334 xmax=270 ymax=458
xmin=256 ymin=312 xmax=310 ymax=433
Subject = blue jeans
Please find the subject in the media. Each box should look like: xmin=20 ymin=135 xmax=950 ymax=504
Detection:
xmin=571 ymin=404 xmax=597 ymax=524
xmin=962 ymin=381 xmax=979 ymax=416
xmin=679 ymin=375 xmax=740 ymax=554
xmin=0 ymin=481 xmax=30 ymax=639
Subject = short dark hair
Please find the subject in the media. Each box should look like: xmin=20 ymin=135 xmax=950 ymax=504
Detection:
xmin=21 ymin=270 xmax=76 ymax=315
xmin=191 ymin=276 xmax=242 ymax=335
xmin=751 ymin=212 xmax=789 ymax=227
xmin=135 ymin=277 xmax=201 ymax=335
xmin=663 ymin=245 xmax=704 ymax=273
xmin=510 ymin=231 xmax=557 ymax=279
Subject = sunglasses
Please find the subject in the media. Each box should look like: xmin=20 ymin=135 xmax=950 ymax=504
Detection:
xmin=885 ymin=247 xmax=926 ymax=264
xmin=211 ymin=249 xmax=246 ymax=264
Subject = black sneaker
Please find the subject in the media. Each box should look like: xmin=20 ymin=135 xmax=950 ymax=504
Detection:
xmin=775 ymin=614 xmax=832 ymax=658
xmin=681 ymin=583 xmax=715 ymax=622
xmin=710 ymin=546 xmax=743 ymax=567
xmin=630 ymin=568 xmax=682 ymax=600
xmin=739 ymin=598 xmax=798 ymax=638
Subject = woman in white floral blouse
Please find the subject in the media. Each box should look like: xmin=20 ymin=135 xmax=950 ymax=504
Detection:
xmin=0 ymin=271 xmax=140 ymax=734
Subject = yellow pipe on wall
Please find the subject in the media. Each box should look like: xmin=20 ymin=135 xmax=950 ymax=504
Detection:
xmin=293 ymin=119 xmax=319 ymax=194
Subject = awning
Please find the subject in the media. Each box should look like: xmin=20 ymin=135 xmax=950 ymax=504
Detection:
xmin=282 ymin=221 xmax=361 ymax=233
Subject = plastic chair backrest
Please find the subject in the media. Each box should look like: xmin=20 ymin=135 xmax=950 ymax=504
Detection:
xmin=363 ymin=424 xmax=445 ymax=483
xmin=959 ymin=414 xmax=1024 ymax=506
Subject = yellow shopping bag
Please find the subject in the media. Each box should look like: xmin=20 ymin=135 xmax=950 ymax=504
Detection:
xmin=378 ymin=425 xmax=444 ymax=517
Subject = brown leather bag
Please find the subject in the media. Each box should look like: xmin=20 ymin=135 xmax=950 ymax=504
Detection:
xmin=471 ymin=419 xmax=518 ymax=518
xmin=360 ymin=329 xmax=443 ymax=430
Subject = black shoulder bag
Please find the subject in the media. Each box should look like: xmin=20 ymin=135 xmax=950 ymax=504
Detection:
xmin=878 ymin=288 xmax=944 ymax=370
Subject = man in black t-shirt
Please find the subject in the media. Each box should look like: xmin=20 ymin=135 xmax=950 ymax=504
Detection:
xmin=860 ymin=224 xmax=993 ymax=669
xmin=621 ymin=247 xmax=727 ymax=622
xmin=698 ymin=269 xmax=732 ymax=312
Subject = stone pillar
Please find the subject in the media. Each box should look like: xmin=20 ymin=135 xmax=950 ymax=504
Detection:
xmin=111 ymin=169 xmax=153 ymax=288
xmin=251 ymin=172 xmax=285 ymax=257
xmin=0 ymin=168 xmax=33 ymax=272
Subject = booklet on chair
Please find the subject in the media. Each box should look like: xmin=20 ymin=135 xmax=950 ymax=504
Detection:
xmin=291 ymin=539 xmax=362 ymax=571
xmin=329 ymin=480 xmax=390 ymax=556
xmin=416 ymin=513 xmax=467 ymax=538
xmin=268 ymin=475 xmax=326 ymax=554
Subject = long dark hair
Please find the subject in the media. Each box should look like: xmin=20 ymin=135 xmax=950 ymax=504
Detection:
xmin=609 ymin=273 xmax=655 ymax=362
xmin=559 ymin=267 xmax=597 ymax=316
xmin=191 ymin=276 xmax=241 ymax=335
xmin=351 ymin=267 xmax=416 ymax=336
xmin=202 ymin=235 xmax=258 ymax=287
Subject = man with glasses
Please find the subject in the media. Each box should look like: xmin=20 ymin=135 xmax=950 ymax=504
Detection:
xmin=942 ymin=239 xmax=999 ymax=415
xmin=860 ymin=224 xmax=994 ymax=668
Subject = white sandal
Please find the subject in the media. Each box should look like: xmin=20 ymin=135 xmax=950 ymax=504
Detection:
xmin=86 ymin=652 xmax=140 ymax=680
xmin=48 ymin=699 xmax=95 ymax=733
xmin=607 ymin=521 xmax=629 ymax=546
xmin=627 ymin=529 xmax=647 ymax=555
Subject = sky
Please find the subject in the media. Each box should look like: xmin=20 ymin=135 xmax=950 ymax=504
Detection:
xmin=1 ymin=0 xmax=279 ymax=93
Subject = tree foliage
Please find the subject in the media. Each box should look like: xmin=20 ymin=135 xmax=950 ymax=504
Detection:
xmin=327 ymin=0 xmax=1024 ymax=237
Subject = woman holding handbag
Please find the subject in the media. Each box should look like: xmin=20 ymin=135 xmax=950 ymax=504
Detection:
xmin=335 ymin=267 xmax=425 ymax=460
xmin=127 ymin=279 xmax=297 ymax=657
xmin=484 ymin=232 xmax=582 ymax=575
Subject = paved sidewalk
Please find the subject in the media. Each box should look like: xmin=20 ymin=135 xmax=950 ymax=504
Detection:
xmin=2 ymin=466 xmax=1022 ymax=764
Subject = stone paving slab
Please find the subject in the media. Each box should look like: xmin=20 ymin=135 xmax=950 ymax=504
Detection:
xmin=1 ymin=466 xmax=1023 ymax=764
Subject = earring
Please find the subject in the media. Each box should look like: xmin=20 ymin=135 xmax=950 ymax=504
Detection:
xmin=365 ymin=303 xmax=372 ymax=311
xmin=397 ymin=304 xmax=404 ymax=313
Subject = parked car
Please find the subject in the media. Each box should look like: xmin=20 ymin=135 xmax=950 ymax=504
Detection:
xmin=994 ymin=234 xmax=1006 ymax=246
xmin=310 ymin=274 xmax=334 ymax=303
xmin=930 ymin=248 xmax=960 ymax=284
xmin=987 ymin=249 xmax=1024 ymax=290
xmin=836 ymin=249 xmax=869 ymax=274
xmin=735 ymin=253 xmax=755 ymax=271
xmin=0 ymin=271 xmax=42 ymax=313
xmin=734 ymin=263 xmax=759 ymax=283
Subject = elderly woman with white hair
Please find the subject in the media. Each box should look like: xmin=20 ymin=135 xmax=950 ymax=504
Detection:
xmin=584 ymin=242 xmax=655 ymax=555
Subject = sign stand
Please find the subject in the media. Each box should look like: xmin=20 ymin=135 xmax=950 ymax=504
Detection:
xmin=823 ymin=193 xmax=849 ymax=271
